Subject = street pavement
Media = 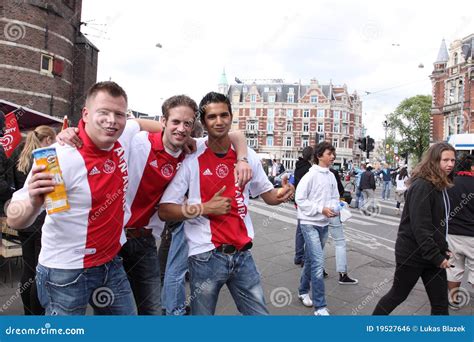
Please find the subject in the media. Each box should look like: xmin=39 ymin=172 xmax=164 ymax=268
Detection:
xmin=0 ymin=188 xmax=472 ymax=316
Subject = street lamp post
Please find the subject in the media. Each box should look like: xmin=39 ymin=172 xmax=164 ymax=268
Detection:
xmin=383 ymin=120 xmax=390 ymax=162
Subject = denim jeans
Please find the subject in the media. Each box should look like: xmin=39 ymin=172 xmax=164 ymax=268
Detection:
xmin=354 ymin=188 xmax=363 ymax=208
xmin=161 ymin=223 xmax=188 ymax=315
xmin=382 ymin=181 xmax=391 ymax=200
xmin=120 ymin=235 xmax=161 ymax=315
xmin=328 ymin=216 xmax=347 ymax=273
xmin=299 ymin=224 xmax=329 ymax=310
xmin=188 ymin=249 xmax=268 ymax=315
xmin=36 ymin=256 xmax=137 ymax=315
xmin=294 ymin=220 xmax=305 ymax=264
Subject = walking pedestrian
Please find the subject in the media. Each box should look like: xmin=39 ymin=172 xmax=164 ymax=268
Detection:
xmin=373 ymin=142 xmax=456 ymax=315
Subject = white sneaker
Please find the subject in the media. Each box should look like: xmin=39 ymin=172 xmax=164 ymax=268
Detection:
xmin=314 ymin=307 xmax=330 ymax=316
xmin=298 ymin=293 xmax=313 ymax=307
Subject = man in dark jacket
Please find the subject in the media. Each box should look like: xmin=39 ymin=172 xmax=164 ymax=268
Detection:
xmin=359 ymin=164 xmax=376 ymax=215
xmin=446 ymin=155 xmax=474 ymax=309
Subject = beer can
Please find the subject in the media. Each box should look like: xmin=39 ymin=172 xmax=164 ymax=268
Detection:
xmin=32 ymin=147 xmax=70 ymax=214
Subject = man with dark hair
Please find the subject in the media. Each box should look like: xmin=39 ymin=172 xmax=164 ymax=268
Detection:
xmin=295 ymin=141 xmax=339 ymax=315
xmin=359 ymin=164 xmax=376 ymax=215
xmin=159 ymin=91 xmax=294 ymax=315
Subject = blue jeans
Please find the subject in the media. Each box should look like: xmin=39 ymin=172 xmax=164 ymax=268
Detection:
xmin=120 ymin=235 xmax=161 ymax=315
xmin=188 ymin=249 xmax=268 ymax=315
xmin=299 ymin=224 xmax=329 ymax=310
xmin=36 ymin=256 xmax=137 ymax=315
xmin=354 ymin=188 xmax=363 ymax=208
xmin=382 ymin=180 xmax=391 ymax=199
xmin=294 ymin=220 xmax=305 ymax=263
xmin=328 ymin=216 xmax=347 ymax=273
xmin=161 ymin=223 xmax=188 ymax=315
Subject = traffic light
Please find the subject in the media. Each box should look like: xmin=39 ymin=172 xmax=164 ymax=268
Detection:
xmin=367 ymin=136 xmax=375 ymax=152
xmin=358 ymin=137 xmax=366 ymax=151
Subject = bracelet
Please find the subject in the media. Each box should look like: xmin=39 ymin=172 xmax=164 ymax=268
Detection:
xmin=236 ymin=157 xmax=249 ymax=163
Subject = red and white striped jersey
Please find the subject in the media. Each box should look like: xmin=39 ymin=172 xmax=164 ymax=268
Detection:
xmin=124 ymin=131 xmax=185 ymax=234
xmin=160 ymin=143 xmax=273 ymax=257
xmin=12 ymin=120 xmax=140 ymax=269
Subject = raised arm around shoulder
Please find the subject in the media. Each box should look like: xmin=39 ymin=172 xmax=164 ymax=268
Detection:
xmin=134 ymin=119 xmax=162 ymax=133
xmin=229 ymin=131 xmax=252 ymax=188
xmin=229 ymin=131 xmax=248 ymax=160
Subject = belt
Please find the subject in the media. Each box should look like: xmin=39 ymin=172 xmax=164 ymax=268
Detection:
xmin=215 ymin=242 xmax=253 ymax=255
xmin=125 ymin=227 xmax=153 ymax=239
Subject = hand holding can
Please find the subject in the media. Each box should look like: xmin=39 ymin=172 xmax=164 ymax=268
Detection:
xmin=32 ymin=147 xmax=70 ymax=214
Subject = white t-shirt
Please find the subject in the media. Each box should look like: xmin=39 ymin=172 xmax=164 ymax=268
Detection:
xmin=396 ymin=176 xmax=409 ymax=191
xmin=160 ymin=144 xmax=273 ymax=257
xmin=12 ymin=120 xmax=140 ymax=269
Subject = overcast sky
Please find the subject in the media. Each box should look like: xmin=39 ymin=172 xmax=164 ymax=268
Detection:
xmin=82 ymin=0 xmax=473 ymax=140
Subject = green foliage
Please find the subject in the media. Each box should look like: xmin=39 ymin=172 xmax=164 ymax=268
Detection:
xmin=387 ymin=95 xmax=431 ymax=163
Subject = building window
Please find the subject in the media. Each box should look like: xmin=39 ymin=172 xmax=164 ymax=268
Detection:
xmin=454 ymin=52 xmax=458 ymax=65
xmin=285 ymin=136 xmax=293 ymax=147
xmin=264 ymin=87 xmax=269 ymax=92
xmin=342 ymin=111 xmax=348 ymax=120
xmin=248 ymin=138 xmax=257 ymax=148
xmin=303 ymin=109 xmax=310 ymax=118
xmin=302 ymin=137 xmax=309 ymax=147
xmin=317 ymin=109 xmax=324 ymax=118
xmin=267 ymin=136 xmax=273 ymax=146
xmin=286 ymin=109 xmax=293 ymax=119
xmin=303 ymin=122 xmax=309 ymax=132
xmin=250 ymin=108 xmax=256 ymax=117
xmin=41 ymin=54 xmax=53 ymax=74
xmin=287 ymin=94 xmax=294 ymax=103
xmin=286 ymin=121 xmax=293 ymax=131
xmin=333 ymin=122 xmax=340 ymax=133
xmin=267 ymin=108 xmax=274 ymax=118
xmin=333 ymin=138 xmax=338 ymax=148
xmin=317 ymin=122 xmax=324 ymax=133
xmin=310 ymin=95 xmax=318 ymax=103
xmin=250 ymin=94 xmax=256 ymax=102
xmin=243 ymin=86 xmax=248 ymax=92
xmin=268 ymin=94 xmax=275 ymax=103
xmin=247 ymin=121 xmax=257 ymax=131
xmin=276 ymin=87 xmax=282 ymax=92
xmin=333 ymin=110 xmax=340 ymax=119
xmin=267 ymin=120 xmax=274 ymax=132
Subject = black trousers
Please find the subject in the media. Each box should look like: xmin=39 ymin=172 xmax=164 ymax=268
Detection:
xmin=373 ymin=263 xmax=448 ymax=315
xmin=18 ymin=230 xmax=44 ymax=315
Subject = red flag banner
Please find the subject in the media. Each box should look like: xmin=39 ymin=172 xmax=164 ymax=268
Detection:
xmin=61 ymin=115 xmax=69 ymax=131
xmin=0 ymin=111 xmax=22 ymax=157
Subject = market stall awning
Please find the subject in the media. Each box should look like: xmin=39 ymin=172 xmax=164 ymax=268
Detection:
xmin=0 ymin=99 xmax=63 ymax=130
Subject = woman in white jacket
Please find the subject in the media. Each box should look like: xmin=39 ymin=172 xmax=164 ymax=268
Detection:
xmin=295 ymin=142 xmax=340 ymax=316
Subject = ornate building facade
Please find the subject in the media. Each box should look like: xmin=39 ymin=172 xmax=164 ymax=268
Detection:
xmin=430 ymin=34 xmax=474 ymax=142
xmin=219 ymin=73 xmax=363 ymax=170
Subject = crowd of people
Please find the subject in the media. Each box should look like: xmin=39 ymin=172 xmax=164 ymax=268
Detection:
xmin=0 ymin=81 xmax=472 ymax=316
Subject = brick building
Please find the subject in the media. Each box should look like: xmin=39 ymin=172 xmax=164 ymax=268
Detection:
xmin=219 ymin=72 xmax=363 ymax=170
xmin=0 ymin=0 xmax=98 ymax=125
xmin=430 ymin=34 xmax=474 ymax=142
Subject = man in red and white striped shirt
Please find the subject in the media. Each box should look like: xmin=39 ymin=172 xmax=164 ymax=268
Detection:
xmin=7 ymin=82 xmax=162 ymax=315
xmin=159 ymin=92 xmax=295 ymax=315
